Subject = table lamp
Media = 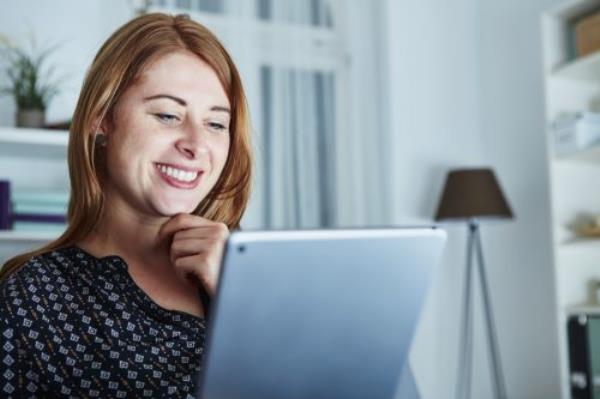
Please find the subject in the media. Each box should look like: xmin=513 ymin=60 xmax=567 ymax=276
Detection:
xmin=435 ymin=168 xmax=513 ymax=399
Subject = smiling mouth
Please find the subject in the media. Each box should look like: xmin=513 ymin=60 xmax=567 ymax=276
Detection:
xmin=155 ymin=163 xmax=203 ymax=189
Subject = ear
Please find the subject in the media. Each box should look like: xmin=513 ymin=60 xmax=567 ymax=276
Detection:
xmin=90 ymin=117 xmax=103 ymax=137
xmin=90 ymin=115 xmax=112 ymax=138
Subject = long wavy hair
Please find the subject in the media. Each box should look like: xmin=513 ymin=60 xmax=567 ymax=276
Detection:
xmin=1 ymin=13 xmax=253 ymax=280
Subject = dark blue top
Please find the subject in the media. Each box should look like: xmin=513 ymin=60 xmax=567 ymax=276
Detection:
xmin=0 ymin=245 xmax=206 ymax=398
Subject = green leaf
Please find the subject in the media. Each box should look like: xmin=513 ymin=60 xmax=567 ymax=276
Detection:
xmin=0 ymin=37 xmax=65 ymax=110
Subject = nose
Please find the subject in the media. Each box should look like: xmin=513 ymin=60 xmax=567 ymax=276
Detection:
xmin=175 ymin=127 xmax=209 ymax=160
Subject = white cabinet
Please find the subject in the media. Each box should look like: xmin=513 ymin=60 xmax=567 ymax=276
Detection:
xmin=0 ymin=127 xmax=69 ymax=264
xmin=543 ymin=1 xmax=600 ymax=397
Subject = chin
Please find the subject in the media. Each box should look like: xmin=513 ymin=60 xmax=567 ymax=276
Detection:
xmin=150 ymin=189 xmax=207 ymax=216
xmin=153 ymin=201 xmax=198 ymax=216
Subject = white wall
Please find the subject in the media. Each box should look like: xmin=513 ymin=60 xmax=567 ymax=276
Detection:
xmin=1 ymin=0 xmax=566 ymax=397
xmin=477 ymin=0 xmax=563 ymax=397
xmin=383 ymin=0 xmax=563 ymax=398
xmin=383 ymin=0 xmax=486 ymax=397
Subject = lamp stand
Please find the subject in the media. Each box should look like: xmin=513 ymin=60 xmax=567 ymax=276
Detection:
xmin=455 ymin=219 xmax=507 ymax=399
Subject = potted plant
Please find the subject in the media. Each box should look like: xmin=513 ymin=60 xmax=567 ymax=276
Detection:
xmin=0 ymin=35 xmax=63 ymax=128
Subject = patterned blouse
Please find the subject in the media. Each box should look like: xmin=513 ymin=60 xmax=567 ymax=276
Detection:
xmin=0 ymin=245 xmax=206 ymax=398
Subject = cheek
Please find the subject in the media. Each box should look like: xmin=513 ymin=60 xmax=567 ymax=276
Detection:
xmin=107 ymin=128 xmax=156 ymax=175
xmin=109 ymin=133 xmax=140 ymax=166
xmin=116 ymin=114 xmax=163 ymax=151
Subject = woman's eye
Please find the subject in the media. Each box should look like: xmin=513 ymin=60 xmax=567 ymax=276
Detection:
xmin=154 ymin=113 xmax=179 ymax=124
xmin=208 ymin=122 xmax=227 ymax=132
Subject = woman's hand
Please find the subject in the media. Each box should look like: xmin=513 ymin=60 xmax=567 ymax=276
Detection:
xmin=157 ymin=213 xmax=230 ymax=297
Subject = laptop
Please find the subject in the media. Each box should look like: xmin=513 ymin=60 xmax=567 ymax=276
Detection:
xmin=195 ymin=227 xmax=446 ymax=399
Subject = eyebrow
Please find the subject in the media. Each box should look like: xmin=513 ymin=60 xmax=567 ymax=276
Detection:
xmin=143 ymin=94 xmax=230 ymax=113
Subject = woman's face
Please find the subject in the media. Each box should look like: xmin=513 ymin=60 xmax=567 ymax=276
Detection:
xmin=102 ymin=50 xmax=231 ymax=217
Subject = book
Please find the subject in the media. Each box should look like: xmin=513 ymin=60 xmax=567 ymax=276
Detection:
xmin=568 ymin=314 xmax=600 ymax=399
xmin=575 ymin=10 xmax=600 ymax=57
xmin=0 ymin=181 xmax=9 ymax=230
xmin=11 ymin=213 xmax=66 ymax=224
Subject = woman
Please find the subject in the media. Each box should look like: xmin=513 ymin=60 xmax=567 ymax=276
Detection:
xmin=0 ymin=13 xmax=252 ymax=398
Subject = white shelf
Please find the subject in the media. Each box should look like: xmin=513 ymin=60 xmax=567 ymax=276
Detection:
xmin=555 ymin=143 xmax=600 ymax=163
xmin=560 ymin=236 xmax=600 ymax=245
xmin=553 ymin=51 xmax=600 ymax=81
xmin=566 ymin=305 xmax=600 ymax=315
xmin=0 ymin=230 xmax=62 ymax=242
xmin=0 ymin=127 xmax=68 ymax=159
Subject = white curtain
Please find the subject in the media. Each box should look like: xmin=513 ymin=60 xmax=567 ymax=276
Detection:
xmin=147 ymin=0 xmax=392 ymax=230
xmin=261 ymin=67 xmax=337 ymax=229
xmin=251 ymin=0 xmax=391 ymax=230
xmin=250 ymin=0 xmax=340 ymax=229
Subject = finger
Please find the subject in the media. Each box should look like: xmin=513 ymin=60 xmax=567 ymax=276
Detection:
xmin=170 ymin=237 xmax=216 ymax=260
xmin=173 ymin=254 xmax=218 ymax=295
xmin=157 ymin=213 xmax=214 ymax=241
xmin=159 ymin=214 xmax=228 ymax=242
xmin=158 ymin=213 xmax=211 ymax=240
xmin=172 ymin=254 xmax=203 ymax=285
xmin=173 ymin=225 xmax=230 ymax=242
xmin=171 ymin=234 xmax=227 ymax=260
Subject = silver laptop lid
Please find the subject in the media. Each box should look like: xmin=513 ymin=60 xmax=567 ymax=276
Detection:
xmin=197 ymin=227 xmax=446 ymax=399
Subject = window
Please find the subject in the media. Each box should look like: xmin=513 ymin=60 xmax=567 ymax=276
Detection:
xmin=147 ymin=0 xmax=387 ymax=229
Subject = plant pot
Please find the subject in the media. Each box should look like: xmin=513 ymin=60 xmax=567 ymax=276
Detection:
xmin=16 ymin=108 xmax=45 ymax=128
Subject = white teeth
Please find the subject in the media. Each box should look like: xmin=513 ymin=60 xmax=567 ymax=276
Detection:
xmin=157 ymin=164 xmax=198 ymax=183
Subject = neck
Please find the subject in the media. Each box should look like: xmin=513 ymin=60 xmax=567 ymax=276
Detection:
xmin=76 ymin=193 xmax=204 ymax=318
xmin=77 ymin=197 xmax=172 ymax=271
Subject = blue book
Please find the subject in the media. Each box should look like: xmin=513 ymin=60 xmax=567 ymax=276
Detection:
xmin=12 ymin=213 xmax=66 ymax=223
xmin=0 ymin=181 xmax=9 ymax=230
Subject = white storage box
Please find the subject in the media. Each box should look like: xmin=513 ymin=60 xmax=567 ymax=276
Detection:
xmin=552 ymin=112 xmax=600 ymax=157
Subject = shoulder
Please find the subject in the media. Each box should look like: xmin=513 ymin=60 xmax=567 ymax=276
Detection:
xmin=0 ymin=250 xmax=74 ymax=395
xmin=2 ymin=248 xmax=66 ymax=291
xmin=0 ymin=247 xmax=79 ymax=323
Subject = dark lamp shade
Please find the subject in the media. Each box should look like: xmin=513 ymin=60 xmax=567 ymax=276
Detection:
xmin=435 ymin=168 xmax=513 ymax=221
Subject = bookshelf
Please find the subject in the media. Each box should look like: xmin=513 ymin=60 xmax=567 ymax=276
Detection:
xmin=553 ymin=51 xmax=600 ymax=81
xmin=0 ymin=127 xmax=69 ymax=264
xmin=542 ymin=1 xmax=600 ymax=397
